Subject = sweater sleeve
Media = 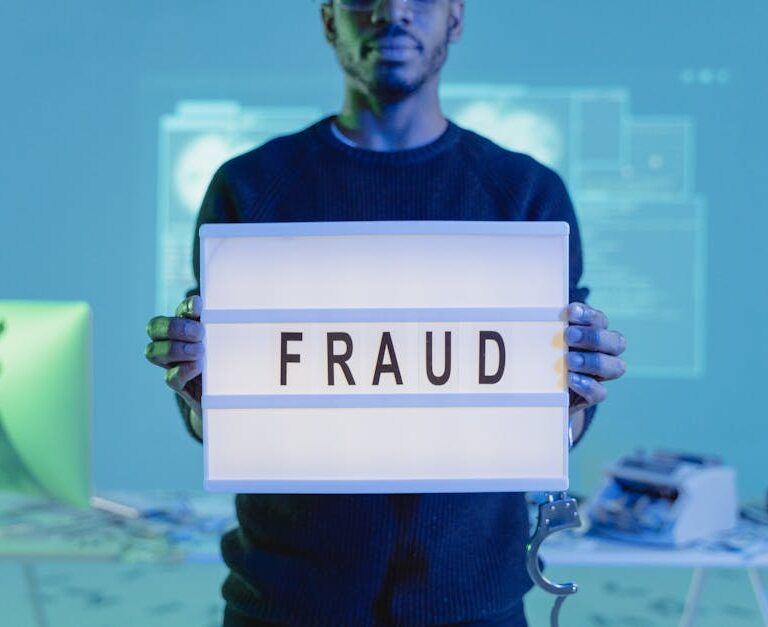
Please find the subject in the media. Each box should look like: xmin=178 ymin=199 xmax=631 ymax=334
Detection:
xmin=176 ymin=165 xmax=240 ymax=444
xmin=527 ymin=164 xmax=597 ymax=448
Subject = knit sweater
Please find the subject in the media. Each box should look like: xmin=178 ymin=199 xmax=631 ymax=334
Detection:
xmin=177 ymin=115 xmax=595 ymax=626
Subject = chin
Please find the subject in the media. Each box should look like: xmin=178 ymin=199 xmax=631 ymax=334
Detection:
xmin=371 ymin=83 xmax=415 ymax=102
xmin=370 ymin=71 xmax=427 ymax=102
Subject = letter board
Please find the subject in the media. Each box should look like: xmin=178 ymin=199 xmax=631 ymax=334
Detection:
xmin=201 ymin=221 xmax=570 ymax=493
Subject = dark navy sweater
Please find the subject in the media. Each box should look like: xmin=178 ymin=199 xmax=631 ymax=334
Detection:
xmin=178 ymin=115 xmax=595 ymax=626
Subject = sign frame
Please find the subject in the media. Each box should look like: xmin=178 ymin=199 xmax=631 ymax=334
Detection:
xmin=200 ymin=221 xmax=570 ymax=493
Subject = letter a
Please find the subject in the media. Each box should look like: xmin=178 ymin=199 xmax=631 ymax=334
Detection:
xmin=372 ymin=332 xmax=403 ymax=385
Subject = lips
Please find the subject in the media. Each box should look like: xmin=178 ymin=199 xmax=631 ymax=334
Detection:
xmin=375 ymin=41 xmax=417 ymax=49
xmin=367 ymin=37 xmax=420 ymax=52
xmin=366 ymin=38 xmax=420 ymax=62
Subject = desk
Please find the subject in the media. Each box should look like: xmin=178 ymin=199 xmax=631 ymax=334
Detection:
xmin=540 ymin=523 xmax=768 ymax=626
xmin=0 ymin=490 xmax=236 ymax=563
xmin=1 ymin=491 xmax=766 ymax=626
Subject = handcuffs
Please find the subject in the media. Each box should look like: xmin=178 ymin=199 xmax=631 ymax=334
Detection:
xmin=525 ymin=492 xmax=582 ymax=627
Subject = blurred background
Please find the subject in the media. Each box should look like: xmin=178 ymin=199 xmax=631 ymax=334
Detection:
xmin=0 ymin=1 xmax=766 ymax=625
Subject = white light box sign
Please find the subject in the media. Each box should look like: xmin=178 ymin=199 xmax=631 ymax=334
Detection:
xmin=200 ymin=221 xmax=570 ymax=493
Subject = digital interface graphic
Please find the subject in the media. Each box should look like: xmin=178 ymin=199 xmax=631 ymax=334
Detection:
xmin=441 ymin=85 xmax=704 ymax=378
xmin=158 ymin=86 xmax=705 ymax=377
xmin=156 ymin=102 xmax=322 ymax=316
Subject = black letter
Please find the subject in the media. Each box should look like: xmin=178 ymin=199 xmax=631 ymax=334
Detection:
xmin=426 ymin=331 xmax=452 ymax=386
xmin=372 ymin=332 xmax=403 ymax=385
xmin=479 ymin=331 xmax=505 ymax=384
xmin=280 ymin=332 xmax=303 ymax=386
xmin=327 ymin=332 xmax=356 ymax=386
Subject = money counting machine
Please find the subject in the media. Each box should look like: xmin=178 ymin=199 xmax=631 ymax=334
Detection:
xmin=587 ymin=450 xmax=737 ymax=546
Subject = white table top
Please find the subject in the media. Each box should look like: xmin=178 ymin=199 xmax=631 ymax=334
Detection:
xmin=540 ymin=521 xmax=768 ymax=569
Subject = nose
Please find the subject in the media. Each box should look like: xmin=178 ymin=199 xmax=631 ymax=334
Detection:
xmin=371 ymin=0 xmax=413 ymax=24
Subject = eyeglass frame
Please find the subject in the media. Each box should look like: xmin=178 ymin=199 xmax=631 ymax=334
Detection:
xmin=334 ymin=0 xmax=445 ymax=13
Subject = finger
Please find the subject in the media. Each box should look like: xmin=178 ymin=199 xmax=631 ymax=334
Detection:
xmin=146 ymin=315 xmax=171 ymax=340
xmin=567 ymin=351 xmax=626 ymax=381
xmin=568 ymin=373 xmax=607 ymax=407
xmin=176 ymin=295 xmax=202 ymax=320
xmin=165 ymin=360 xmax=203 ymax=394
xmin=566 ymin=326 xmax=626 ymax=356
xmin=147 ymin=316 xmax=203 ymax=342
xmin=568 ymin=302 xmax=609 ymax=329
xmin=145 ymin=340 xmax=203 ymax=366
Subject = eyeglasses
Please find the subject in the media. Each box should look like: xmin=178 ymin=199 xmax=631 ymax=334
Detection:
xmin=337 ymin=0 xmax=441 ymax=13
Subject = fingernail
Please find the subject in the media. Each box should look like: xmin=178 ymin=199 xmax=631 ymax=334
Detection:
xmin=573 ymin=304 xmax=584 ymax=319
xmin=569 ymin=353 xmax=584 ymax=367
xmin=567 ymin=327 xmax=583 ymax=343
xmin=576 ymin=374 xmax=590 ymax=387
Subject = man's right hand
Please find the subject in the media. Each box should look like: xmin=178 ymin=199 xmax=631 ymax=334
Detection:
xmin=145 ymin=296 xmax=204 ymax=427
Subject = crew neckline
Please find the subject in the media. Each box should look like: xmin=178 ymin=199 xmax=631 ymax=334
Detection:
xmin=330 ymin=120 xmax=360 ymax=147
xmin=314 ymin=115 xmax=462 ymax=165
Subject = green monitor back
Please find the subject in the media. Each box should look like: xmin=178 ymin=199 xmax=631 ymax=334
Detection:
xmin=0 ymin=301 xmax=91 ymax=508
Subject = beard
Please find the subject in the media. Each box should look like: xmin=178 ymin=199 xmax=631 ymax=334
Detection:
xmin=337 ymin=30 xmax=450 ymax=103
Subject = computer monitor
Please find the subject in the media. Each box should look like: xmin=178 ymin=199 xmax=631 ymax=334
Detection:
xmin=0 ymin=301 xmax=91 ymax=508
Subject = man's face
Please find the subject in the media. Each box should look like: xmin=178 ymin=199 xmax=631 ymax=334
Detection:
xmin=322 ymin=0 xmax=464 ymax=103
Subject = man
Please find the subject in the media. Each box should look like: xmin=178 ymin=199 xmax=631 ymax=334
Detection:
xmin=146 ymin=0 xmax=627 ymax=624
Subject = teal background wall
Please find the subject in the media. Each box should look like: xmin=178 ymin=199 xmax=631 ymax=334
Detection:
xmin=0 ymin=1 xmax=765 ymax=500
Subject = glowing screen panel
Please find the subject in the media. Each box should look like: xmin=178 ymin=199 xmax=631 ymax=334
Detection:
xmin=159 ymin=85 xmax=705 ymax=377
xmin=156 ymin=102 xmax=322 ymax=315
xmin=441 ymin=84 xmax=705 ymax=377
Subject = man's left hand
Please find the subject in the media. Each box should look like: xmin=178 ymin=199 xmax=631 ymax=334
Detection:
xmin=565 ymin=302 xmax=626 ymax=414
